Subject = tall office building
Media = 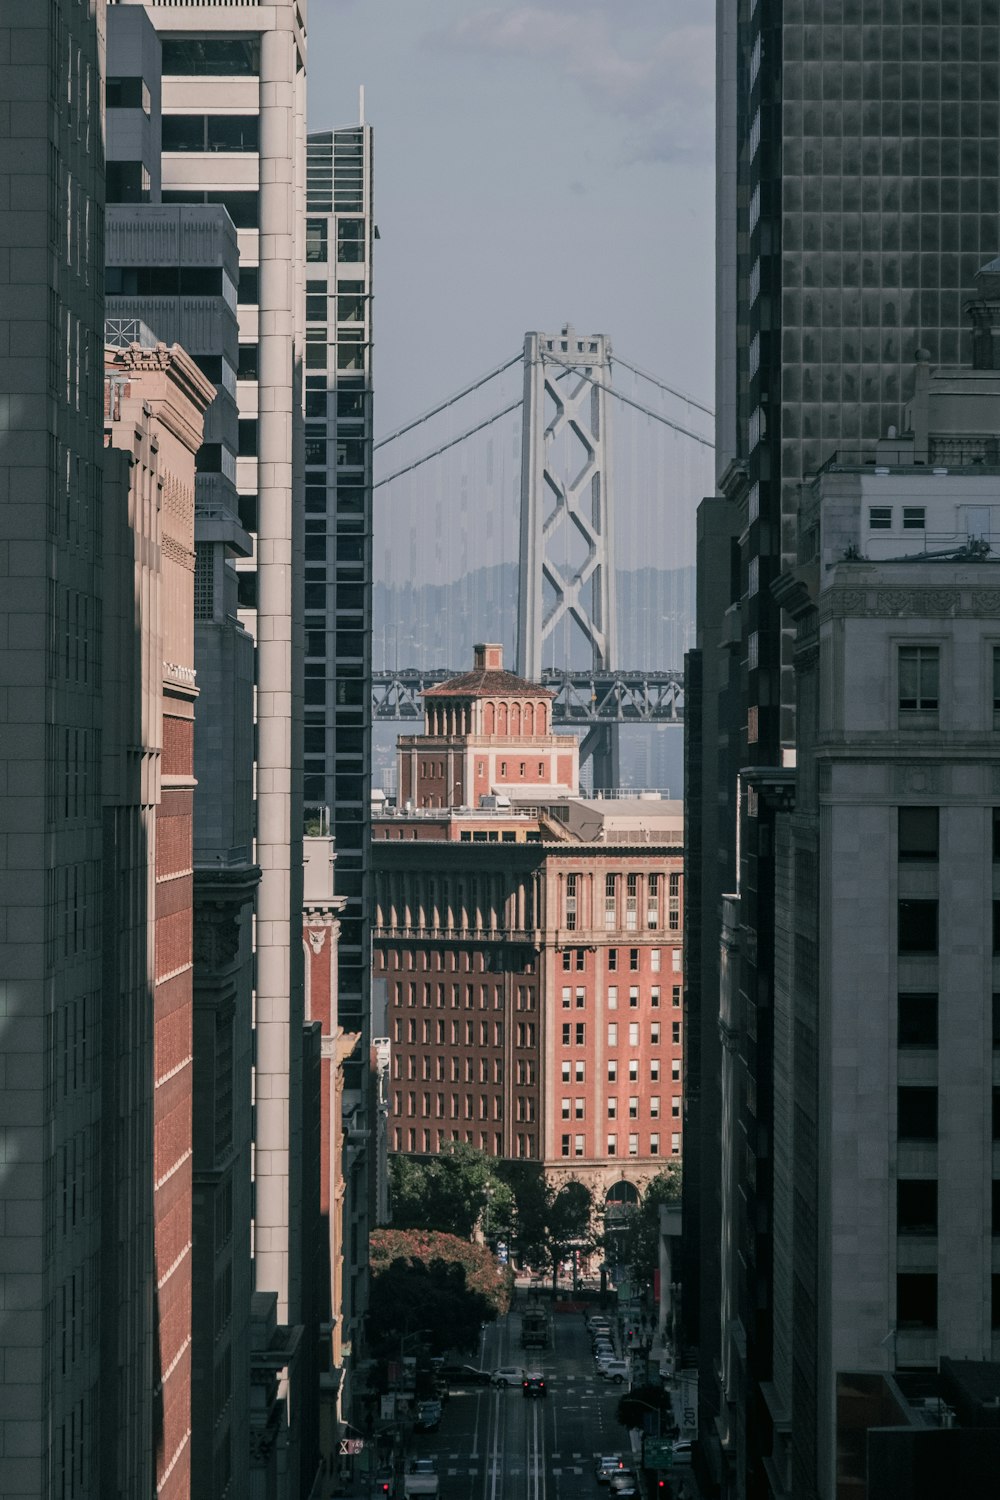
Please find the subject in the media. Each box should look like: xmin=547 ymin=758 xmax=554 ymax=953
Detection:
xmin=302 ymin=117 xmax=376 ymax=1400
xmin=0 ymin=4 xmax=107 ymax=1494
xmin=693 ymin=6 xmax=1000 ymax=1498
xmin=112 ymin=0 xmax=309 ymax=1341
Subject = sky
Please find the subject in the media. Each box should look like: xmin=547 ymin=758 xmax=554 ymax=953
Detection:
xmin=307 ymin=0 xmax=717 ymax=440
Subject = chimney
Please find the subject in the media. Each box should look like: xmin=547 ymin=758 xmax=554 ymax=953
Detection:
xmin=474 ymin=643 xmax=503 ymax=670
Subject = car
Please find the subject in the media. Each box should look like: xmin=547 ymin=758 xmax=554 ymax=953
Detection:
xmin=414 ymin=1399 xmax=442 ymax=1432
xmin=587 ymin=1314 xmax=612 ymax=1331
xmin=597 ymin=1359 xmax=630 ymax=1384
xmin=492 ymin=1365 xmax=525 ymax=1387
xmin=594 ymin=1454 xmax=630 ymax=1484
xmin=593 ymin=1344 xmax=616 ymax=1362
xmin=440 ymin=1363 xmax=491 ymax=1386
xmin=609 ymin=1473 xmax=639 ymax=1497
xmin=671 ymin=1439 xmax=693 ymax=1463
xmin=522 ymin=1371 xmax=547 ymax=1398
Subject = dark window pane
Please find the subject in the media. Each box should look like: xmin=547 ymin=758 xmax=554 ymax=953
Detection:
xmin=196 ymin=443 xmax=222 ymax=473
xmin=161 ymin=38 xmax=260 ymax=77
xmin=337 ymin=219 xmax=366 ymax=262
xmin=237 ymin=267 xmax=259 ymax=305
xmin=236 ymin=570 xmax=257 ymax=609
xmin=306 ymin=220 xmax=328 ymax=263
xmin=898 ymin=900 xmax=937 ymax=953
xmin=179 ymin=268 xmax=223 ymax=296
xmin=898 ymin=807 xmax=938 ymax=860
xmin=897 ymin=994 xmax=938 ymax=1048
xmin=193 ymin=354 xmax=223 ymax=384
xmin=207 ymin=191 xmax=258 ymax=229
xmin=897 ymin=1180 xmax=937 ymax=1235
xmin=994 ymin=995 xmax=1000 ymax=1051
xmin=106 ymin=76 xmax=148 ymax=111
xmin=162 ymin=115 xmax=206 ymax=152
xmin=897 ymin=1273 xmax=937 ymax=1330
xmin=237 ymin=495 xmax=257 ymax=533
xmin=106 ymin=162 xmax=149 ymax=204
xmin=305 ymin=389 xmax=326 ymax=418
xmin=237 ymin=420 xmax=257 ymax=458
xmin=207 ymin=115 xmax=259 ymax=152
xmin=237 ymin=345 xmax=258 ymax=381
xmin=897 ymin=1087 xmax=938 ymax=1142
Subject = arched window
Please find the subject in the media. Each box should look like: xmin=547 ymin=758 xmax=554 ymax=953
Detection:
xmin=498 ymin=702 xmax=508 ymax=734
xmin=484 ymin=702 xmax=495 ymax=734
xmin=511 ymin=702 xmax=521 ymax=735
xmin=524 ymin=702 xmax=534 ymax=734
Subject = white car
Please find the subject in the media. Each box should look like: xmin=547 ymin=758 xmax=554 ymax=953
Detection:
xmin=492 ymin=1365 xmax=525 ymax=1387
xmin=597 ymin=1358 xmax=630 ymax=1384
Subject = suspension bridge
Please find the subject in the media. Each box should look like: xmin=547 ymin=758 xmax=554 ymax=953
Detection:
xmin=372 ymin=326 xmax=714 ymax=790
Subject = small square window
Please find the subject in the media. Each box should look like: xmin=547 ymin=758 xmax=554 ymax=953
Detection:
xmin=897 ymin=994 xmax=938 ymax=1048
xmin=650 ymin=1133 xmax=659 ymax=1155
xmin=607 ymin=985 xmax=618 ymax=1010
xmin=608 ymin=949 xmax=618 ymax=971
xmin=898 ymin=900 xmax=937 ymax=954
xmin=869 ymin=506 xmax=892 ymax=529
xmin=607 ymin=1134 xmax=617 ymax=1157
xmin=902 ymin=506 xmax=926 ymax=530
xmin=897 ymin=1272 xmax=937 ymax=1329
xmin=897 ymin=1180 xmax=937 ymax=1235
xmin=561 ymin=1134 xmax=570 ymax=1158
xmin=629 ymin=948 xmax=639 ymax=971
xmin=898 ymin=645 xmax=939 ymax=714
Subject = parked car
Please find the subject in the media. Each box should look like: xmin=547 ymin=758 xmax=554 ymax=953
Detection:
xmin=414 ymin=1399 xmax=442 ymax=1432
xmin=492 ymin=1365 xmax=525 ymax=1387
xmin=440 ymin=1363 xmax=491 ymax=1386
xmin=522 ymin=1371 xmax=547 ymax=1398
xmin=609 ymin=1472 xmax=640 ymax=1497
xmin=594 ymin=1454 xmax=630 ymax=1484
xmin=597 ymin=1359 xmax=630 ymax=1384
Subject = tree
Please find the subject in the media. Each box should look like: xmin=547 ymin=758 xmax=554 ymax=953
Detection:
xmin=389 ymin=1143 xmax=511 ymax=1240
xmin=368 ymin=1228 xmax=513 ymax=1357
xmin=616 ymin=1382 xmax=674 ymax=1432
xmin=620 ymin=1166 xmax=682 ymax=1281
xmin=491 ymin=1164 xmax=594 ymax=1289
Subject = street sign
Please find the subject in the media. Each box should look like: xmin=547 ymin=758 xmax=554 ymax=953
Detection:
xmin=339 ymin=1438 xmax=365 ymax=1456
xmin=643 ymin=1437 xmax=673 ymax=1469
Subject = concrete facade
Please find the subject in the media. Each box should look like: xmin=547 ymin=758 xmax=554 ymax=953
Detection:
xmin=768 ymin=323 xmax=1000 ymax=1498
xmin=114 ymin=0 xmax=309 ymax=1341
xmin=0 ymin=5 xmax=107 ymax=1494
xmin=104 ymin=339 xmax=215 ymax=1500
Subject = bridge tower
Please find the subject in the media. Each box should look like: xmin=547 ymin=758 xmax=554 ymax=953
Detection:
xmin=516 ymin=326 xmax=619 ymax=789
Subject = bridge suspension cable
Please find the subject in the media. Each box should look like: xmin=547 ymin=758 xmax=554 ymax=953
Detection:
xmin=613 ymin=354 xmax=715 ymax=419
xmin=373 ymin=351 xmax=523 ymax=451
xmin=545 ymin=357 xmax=715 ymax=449
xmin=372 ymin=397 xmax=523 ymax=489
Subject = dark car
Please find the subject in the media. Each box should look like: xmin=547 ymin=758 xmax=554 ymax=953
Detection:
xmin=522 ymin=1371 xmax=547 ymax=1398
xmin=440 ymin=1363 xmax=492 ymax=1386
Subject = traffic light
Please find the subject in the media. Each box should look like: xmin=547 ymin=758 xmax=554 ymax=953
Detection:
xmin=379 ymin=1484 xmax=391 ymax=1495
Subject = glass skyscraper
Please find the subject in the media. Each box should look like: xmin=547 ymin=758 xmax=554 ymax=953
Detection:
xmin=689 ymin=5 xmax=1000 ymax=1498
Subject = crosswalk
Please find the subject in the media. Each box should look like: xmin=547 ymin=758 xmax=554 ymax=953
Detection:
xmin=424 ymin=1451 xmax=589 ymax=1478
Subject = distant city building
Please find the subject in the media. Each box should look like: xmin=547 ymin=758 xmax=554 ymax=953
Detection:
xmin=302 ymin=120 xmax=376 ymax=1434
xmin=373 ymin=649 xmax=684 ymax=1212
xmin=398 ymin=643 xmax=578 ymax=808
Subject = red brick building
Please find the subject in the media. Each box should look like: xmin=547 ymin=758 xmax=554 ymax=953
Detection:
xmin=105 ymin=343 xmax=214 ymax=1499
xmin=398 ymin=643 xmax=578 ymax=808
xmin=373 ymin=650 xmax=684 ymax=1207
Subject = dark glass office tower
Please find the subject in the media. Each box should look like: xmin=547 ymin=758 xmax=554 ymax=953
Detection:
xmin=700 ymin=5 xmax=1000 ymax=1498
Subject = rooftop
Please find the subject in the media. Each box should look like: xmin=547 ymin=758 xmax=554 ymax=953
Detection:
xmin=422 ymin=642 xmax=554 ymax=700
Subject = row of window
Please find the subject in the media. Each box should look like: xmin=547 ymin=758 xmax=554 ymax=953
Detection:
xmin=894 ymin=1180 xmax=1000 ymax=1237
xmin=560 ymin=1096 xmax=681 ymax=1120
xmin=382 ymin=946 xmax=533 ymax=973
xmin=561 ymin=984 xmax=682 ymax=1010
xmin=394 ymin=1091 xmax=525 ymax=1122
xmin=395 ymin=981 xmax=528 ymax=1009
xmin=392 ymin=1017 xmax=506 ymax=1046
xmin=561 ymin=1057 xmax=674 ymax=1084
xmin=898 ymin=993 xmax=1000 ymax=1049
xmin=560 ymin=947 xmax=682 ymax=973
xmin=869 ymin=505 xmax=926 ymax=531
xmin=898 ymin=643 xmax=1000 ymax=723
xmin=898 ymin=1086 xmax=1000 ymax=1142
xmin=899 ymin=899 xmax=1000 ymax=954
xmin=565 ymin=872 xmax=680 ymax=931
xmin=898 ymin=805 xmax=1000 ymax=863
xmin=560 ymin=1132 xmax=680 ymax=1159
xmin=895 ymin=1273 xmax=1000 ymax=1332
xmin=561 ymin=1021 xmax=682 ymax=1047
xmin=395 ymin=1054 xmax=504 ymax=1083
xmin=392 ymin=1128 xmax=535 ymax=1158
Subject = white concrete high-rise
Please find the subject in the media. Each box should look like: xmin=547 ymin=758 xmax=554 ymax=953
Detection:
xmin=111 ymin=0 xmax=308 ymax=1323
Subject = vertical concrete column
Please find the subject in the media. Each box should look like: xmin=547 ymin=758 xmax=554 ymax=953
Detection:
xmin=253 ymin=23 xmax=304 ymax=1325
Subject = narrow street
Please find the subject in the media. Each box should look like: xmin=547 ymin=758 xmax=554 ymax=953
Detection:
xmin=401 ymin=1297 xmax=674 ymax=1500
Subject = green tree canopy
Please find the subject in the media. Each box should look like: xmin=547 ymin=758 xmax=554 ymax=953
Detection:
xmin=612 ymin=1166 xmax=682 ymax=1281
xmin=388 ymin=1143 xmax=513 ymax=1241
xmin=368 ymin=1228 xmax=513 ymax=1357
